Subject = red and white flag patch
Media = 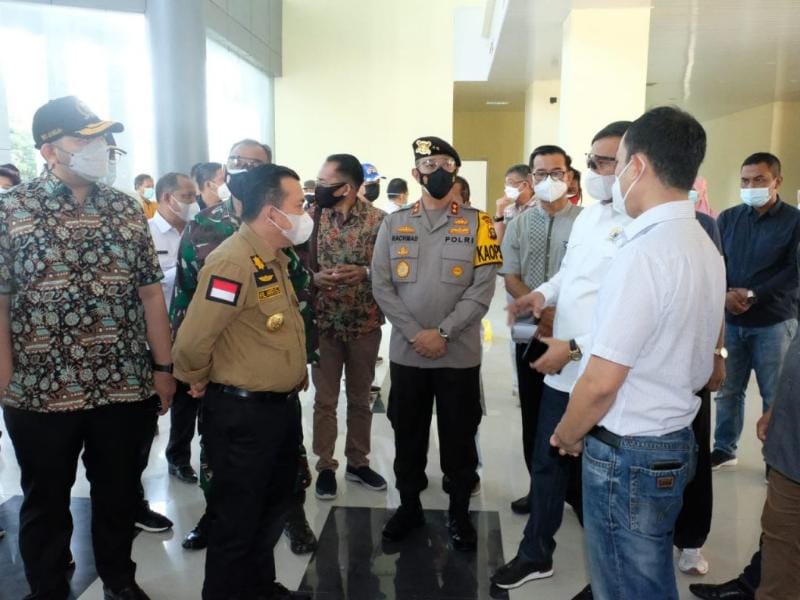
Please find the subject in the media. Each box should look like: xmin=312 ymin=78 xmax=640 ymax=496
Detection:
xmin=205 ymin=276 xmax=242 ymax=306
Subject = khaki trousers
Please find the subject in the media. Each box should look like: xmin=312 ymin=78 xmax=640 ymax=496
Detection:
xmin=312 ymin=328 xmax=381 ymax=472
xmin=757 ymin=468 xmax=800 ymax=600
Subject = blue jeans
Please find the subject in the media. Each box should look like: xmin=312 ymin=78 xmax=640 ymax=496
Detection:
xmin=583 ymin=427 xmax=696 ymax=600
xmin=713 ymin=319 xmax=797 ymax=456
xmin=518 ymin=384 xmax=582 ymax=564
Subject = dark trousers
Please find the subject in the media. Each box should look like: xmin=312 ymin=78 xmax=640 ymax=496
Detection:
xmin=674 ymin=388 xmax=713 ymax=549
xmin=518 ymin=384 xmax=583 ymax=564
xmin=739 ymin=544 xmax=762 ymax=592
xmin=516 ymin=343 xmax=545 ymax=478
xmin=387 ymin=363 xmax=482 ymax=500
xmin=165 ymin=382 xmax=199 ymax=467
xmin=201 ymin=387 xmax=301 ymax=600
xmin=136 ymin=395 xmax=160 ymax=509
xmin=4 ymin=401 xmax=152 ymax=599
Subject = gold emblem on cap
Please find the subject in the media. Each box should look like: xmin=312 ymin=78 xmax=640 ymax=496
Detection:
xmin=415 ymin=140 xmax=432 ymax=156
xmin=266 ymin=313 xmax=285 ymax=332
xmin=396 ymin=260 xmax=410 ymax=279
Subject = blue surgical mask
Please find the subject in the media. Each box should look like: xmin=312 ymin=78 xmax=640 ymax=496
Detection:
xmin=740 ymin=187 xmax=771 ymax=208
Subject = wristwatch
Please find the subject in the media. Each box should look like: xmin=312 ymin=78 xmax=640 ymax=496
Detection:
xmin=152 ymin=362 xmax=174 ymax=374
xmin=364 ymin=266 xmax=371 ymax=281
xmin=746 ymin=290 xmax=757 ymax=304
xmin=493 ymin=215 xmax=504 ymax=223
xmin=438 ymin=327 xmax=450 ymax=342
xmin=714 ymin=347 xmax=729 ymax=359
xmin=568 ymin=339 xmax=583 ymax=362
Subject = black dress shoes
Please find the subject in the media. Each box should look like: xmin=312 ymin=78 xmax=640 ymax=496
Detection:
xmin=103 ymin=583 xmax=151 ymax=600
xmin=689 ymin=579 xmax=754 ymax=600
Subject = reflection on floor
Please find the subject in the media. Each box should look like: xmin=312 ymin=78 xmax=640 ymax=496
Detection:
xmin=300 ymin=506 xmax=508 ymax=600
xmin=0 ymin=496 xmax=99 ymax=600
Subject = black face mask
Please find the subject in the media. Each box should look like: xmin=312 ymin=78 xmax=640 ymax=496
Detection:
xmin=420 ymin=168 xmax=455 ymax=200
xmin=304 ymin=193 xmax=315 ymax=205
xmin=363 ymin=183 xmax=380 ymax=202
xmin=315 ymin=182 xmax=346 ymax=209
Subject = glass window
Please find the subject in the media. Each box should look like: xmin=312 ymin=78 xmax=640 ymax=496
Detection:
xmin=206 ymin=37 xmax=273 ymax=163
xmin=0 ymin=2 xmax=154 ymax=192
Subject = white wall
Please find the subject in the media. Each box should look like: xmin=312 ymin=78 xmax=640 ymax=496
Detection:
xmin=523 ymin=79 xmax=561 ymax=158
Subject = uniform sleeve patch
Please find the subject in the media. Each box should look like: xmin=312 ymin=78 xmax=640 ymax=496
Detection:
xmin=205 ymin=275 xmax=242 ymax=306
xmin=474 ymin=212 xmax=503 ymax=267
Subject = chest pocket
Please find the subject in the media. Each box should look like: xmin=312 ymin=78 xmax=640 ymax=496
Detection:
xmin=390 ymin=242 xmax=419 ymax=284
xmin=252 ymin=283 xmax=296 ymax=349
xmin=441 ymin=243 xmax=474 ymax=287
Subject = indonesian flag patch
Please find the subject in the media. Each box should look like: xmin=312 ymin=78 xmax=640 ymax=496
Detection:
xmin=205 ymin=275 xmax=242 ymax=306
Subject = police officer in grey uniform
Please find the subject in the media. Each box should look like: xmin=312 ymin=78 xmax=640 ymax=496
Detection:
xmin=372 ymin=136 xmax=502 ymax=551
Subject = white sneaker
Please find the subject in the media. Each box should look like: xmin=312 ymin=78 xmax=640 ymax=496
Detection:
xmin=678 ymin=548 xmax=709 ymax=575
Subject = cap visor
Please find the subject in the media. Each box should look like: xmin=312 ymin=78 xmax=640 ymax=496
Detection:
xmin=76 ymin=120 xmax=124 ymax=138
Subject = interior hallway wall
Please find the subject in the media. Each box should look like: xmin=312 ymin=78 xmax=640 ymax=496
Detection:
xmin=523 ymin=80 xmax=561 ymax=160
xmin=275 ymin=0 xmax=461 ymax=211
xmin=700 ymin=101 xmax=800 ymax=214
xmin=453 ymin=110 xmax=525 ymax=216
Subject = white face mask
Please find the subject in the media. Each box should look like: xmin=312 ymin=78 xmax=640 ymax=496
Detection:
xmin=142 ymin=187 xmax=155 ymax=201
xmin=271 ymin=207 xmax=314 ymax=246
xmin=55 ymin=138 xmax=110 ymax=182
xmin=611 ymin=158 xmax=645 ymax=217
xmin=533 ymin=176 xmax=568 ymax=203
xmin=584 ymin=169 xmax=615 ymax=201
xmin=688 ymin=190 xmax=699 ymax=204
xmin=216 ymin=182 xmax=232 ymax=202
xmin=0 ymin=187 xmax=9 ymax=194
xmin=504 ymin=185 xmax=522 ymax=201
xmin=170 ymin=197 xmax=200 ymax=222
xmin=740 ymin=186 xmax=771 ymax=208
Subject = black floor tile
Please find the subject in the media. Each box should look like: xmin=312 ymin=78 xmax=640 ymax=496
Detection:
xmin=0 ymin=496 xmax=99 ymax=600
xmin=299 ymin=506 xmax=508 ymax=600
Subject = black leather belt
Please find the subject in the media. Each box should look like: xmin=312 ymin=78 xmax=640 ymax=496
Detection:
xmin=588 ymin=426 xmax=622 ymax=449
xmin=208 ymin=383 xmax=292 ymax=402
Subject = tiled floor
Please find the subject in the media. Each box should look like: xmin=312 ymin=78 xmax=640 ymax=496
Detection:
xmin=0 ymin=287 xmax=767 ymax=599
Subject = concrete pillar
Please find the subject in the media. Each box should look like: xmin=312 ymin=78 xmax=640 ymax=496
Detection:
xmin=146 ymin=0 xmax=209 ymax=174
xmin=558 ymin=7 xmax=651 ymax=187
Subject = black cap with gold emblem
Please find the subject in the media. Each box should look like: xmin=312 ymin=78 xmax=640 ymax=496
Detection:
xmin=32 ymin=96 xmax=124 ymax=149
xmin=412 ymin=136 xmax=461 ymax=167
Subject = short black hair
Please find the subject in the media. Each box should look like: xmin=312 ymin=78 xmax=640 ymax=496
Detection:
xmin=592 ymin=120 xmax=632 ymax=144
xmin=505 ymin=164 xmax=531 ymax=179
xmin=193 ymin=162 xmax=223 ymax=190
xmin=570 ymin=167 xmax=581 ymax=183
xmin=528 ymin=145 xmax=569 ymax=168
xmin=623 ymin=106 xmax=706 ymax=190
xmin=387 ymin=177 xmax=408 ymax=195
xmin=155 ymin=172 xmax=190 ymax=203
xmin=240 ymin=164 xmax=301 ymax=222
xmin=229 ymin=138 xmax=273 ymax=163
xmin=0 ymin=163 xmax=19 ymax=175
xmin=0 ymin=167 xmax=21 ymax=186
xmin=134 ymin=173 xmax=153 ymax=189
xmin=303 ymin=179 xmax=316 ymax=190
xmin=742 ymin=152 xmax=781 ymax=177
xmin=326 ymin=154 xmax=364 ymax=188
xmin=454 ymin=175 xmax=470 ymax=201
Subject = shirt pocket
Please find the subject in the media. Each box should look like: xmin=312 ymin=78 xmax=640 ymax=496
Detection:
xmin=441 ymin=243 xmax=473 ymax=287
xmin=390 ymin=243 xmax=419 ymax=284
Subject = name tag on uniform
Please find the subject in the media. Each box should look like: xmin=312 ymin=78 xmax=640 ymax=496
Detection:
xmin=258 ymin=285 xmax=282 ymax=302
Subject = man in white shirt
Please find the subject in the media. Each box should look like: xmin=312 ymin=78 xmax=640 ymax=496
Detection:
xmin=385 ymin=177 xmax=409 ymax=213
xmin=550 ymin=107 xmax=724 ymax=600
xmin=492 ymin=120 xmax=632 ymax=592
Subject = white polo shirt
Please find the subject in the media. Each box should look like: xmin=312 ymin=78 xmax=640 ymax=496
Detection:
xmin=584 ymin=200 xmax=725 ymax=437
xmin=536 ymin=201 xmax=632 ymax=392
xmin=147 ymin=211 xmax=181 ymax=310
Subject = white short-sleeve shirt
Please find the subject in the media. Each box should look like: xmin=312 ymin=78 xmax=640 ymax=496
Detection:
xmin=147 ymin=211 xmax=181 ymax=311
xmin=584 ymin=200 xmax=725 ymax=437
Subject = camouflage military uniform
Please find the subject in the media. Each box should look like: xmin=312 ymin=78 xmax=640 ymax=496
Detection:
xmin=170 ymin=198 xmax=316 ymax=495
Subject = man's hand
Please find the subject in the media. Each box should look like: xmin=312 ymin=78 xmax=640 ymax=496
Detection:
xmin=411 ymin=329 xmax=447 ymax=359
xmin=153 ymin=371 xmax=176 ymax=415
xmin=757 ymin=407 xmax=773 ymax=443
xmin=706 ymin=354 xmax=727 ymax=391
xmin=506 ymin=291 xmax=546 ymax=325
xmin=189 ymin=380 xmax=208 ymax=399
xmin=334 ymin=264 xmax=368 ymax=286
xmin=314 ymin=269 xmax=338 ymax=289
xmin=550 ymin=431 xmax=583 ymax=457
xmin=533 ymin=338 xmax=571 ymax=375
xmin=296 ymin=369 xmax=310 ymax=392
xmin=536 ymin=306 xmax=556 ymax=338
xmin=495 ymin=196 xmax=512 ymax=218
xmin=726 ymin=289 xmax=750 ymax=315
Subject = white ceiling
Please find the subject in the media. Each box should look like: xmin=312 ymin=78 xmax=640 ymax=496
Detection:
xmin=453 ymin=0 xmax=800 ymax=120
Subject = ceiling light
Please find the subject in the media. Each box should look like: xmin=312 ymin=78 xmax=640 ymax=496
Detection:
xmin=486 ymin=100 xmax=510 ymax=106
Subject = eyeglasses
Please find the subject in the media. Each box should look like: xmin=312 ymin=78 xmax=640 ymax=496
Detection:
xmin=171 ymin=192 xmax=196 ymax=202
xmin=227 ymin=155 xmax=266 ymax=171
xmin=586 ymin=153 xmax=617 ymax=171
xmin=416 ymin=157 xmax=457 ymax=174
xmin=532 ymin=169 xmax=566 ymax=182
xmin=315 ymin=180 xmax=347 ymax=189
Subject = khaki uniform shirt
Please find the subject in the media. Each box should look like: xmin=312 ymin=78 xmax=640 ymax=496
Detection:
xmin=372 ymin=200 xmax=502 ymax=369
xmin=173 ymin=223 xmax=306 ymax=392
